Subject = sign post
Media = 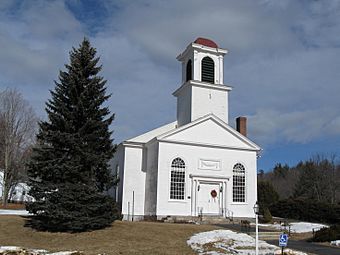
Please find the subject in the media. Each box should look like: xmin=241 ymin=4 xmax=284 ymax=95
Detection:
xmin=279 ymin=233 xmax=288 ymax=255
xmin=253 ymin=202 xmax=259 ymax=255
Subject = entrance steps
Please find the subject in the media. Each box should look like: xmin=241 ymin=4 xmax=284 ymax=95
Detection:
xmin=200 ymin=215 xmax=234 ymax=224
xmin=162 ymin=215 xmax=198 ymax=223
xmin=161 ymin=215 xmax=234 ymax=224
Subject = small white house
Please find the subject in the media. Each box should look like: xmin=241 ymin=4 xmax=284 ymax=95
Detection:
xmin=0 ymin=170 xmax=32 ymax=203
xmin=111 ymin=38 xmax=261 ymax=220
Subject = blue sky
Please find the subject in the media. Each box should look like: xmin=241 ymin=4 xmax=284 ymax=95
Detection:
xmin=0 ymin=0 xmax=339 ymax=171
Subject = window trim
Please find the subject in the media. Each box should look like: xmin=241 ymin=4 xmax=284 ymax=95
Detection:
xmin=232 ymin=163 xmax=246 ymax=203
xmin=201 ymin=56 xmax=215 ymax=84
xmin=169 ymin=157 xmax=186 ymax=201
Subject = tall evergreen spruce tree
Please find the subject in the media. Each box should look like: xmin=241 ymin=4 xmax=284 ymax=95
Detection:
xmin=27 ymin=38 xmax=118 ymax=232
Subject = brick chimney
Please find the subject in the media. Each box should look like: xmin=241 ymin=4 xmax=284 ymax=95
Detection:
xmin=236 ymin=117 xmax=247 ymax=137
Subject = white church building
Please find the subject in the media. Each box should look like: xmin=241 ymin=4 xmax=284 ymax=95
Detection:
xmin=111 ymin=38 xmax=261 ymax=221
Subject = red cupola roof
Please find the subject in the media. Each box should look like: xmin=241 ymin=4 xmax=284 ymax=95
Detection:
xmin=194 ymin=37 xmax=218 ymax=48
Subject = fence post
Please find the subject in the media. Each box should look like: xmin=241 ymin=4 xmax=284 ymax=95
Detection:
xmin=128 ymin=202 xmax=130 ymax=221
xmin=132 ymin=191 xmax=135 ymax=222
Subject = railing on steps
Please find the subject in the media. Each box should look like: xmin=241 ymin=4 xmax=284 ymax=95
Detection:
xmin=198 ymin=207 xmax=203 ymax=222
xmin=196 ymin=207 xmax=234 ymax=223
xmin=223 ymin=208 xmax=234 ymax=223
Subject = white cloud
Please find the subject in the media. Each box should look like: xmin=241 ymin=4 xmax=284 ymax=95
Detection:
xmin=110 ymin=0 xmax=303 ymax=64
xmin=0 ymin=0 xmax=339 ymax=149
xmin=0 ymin=0 xmax=84 ymax=86
xmin=92 ymin=34 xmax=179 ymax=139
xmin=248 ymin=108 xmax=340 ymax=145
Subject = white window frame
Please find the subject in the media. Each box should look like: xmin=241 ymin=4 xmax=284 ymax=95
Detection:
xmin=232 ymin=163 xmax=246 ymax=203
xmin=169 ymin=157 xmax=186 ymax=201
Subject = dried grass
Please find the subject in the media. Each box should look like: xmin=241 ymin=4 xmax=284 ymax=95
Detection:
xmin=0 ymin=216 xmax=218 ymax=255
xmin=0 ymin=203 xmax=26 ymax=210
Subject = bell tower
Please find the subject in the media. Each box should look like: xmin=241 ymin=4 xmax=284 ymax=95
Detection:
xmin=173 ymin=38 xmax=232 ymax=127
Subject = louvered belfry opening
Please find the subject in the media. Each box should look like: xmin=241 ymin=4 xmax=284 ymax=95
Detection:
xmin=201 ymin=56 xmax=214 ymax=83
xmin=186 ymin=59 xmax=192 ymax=82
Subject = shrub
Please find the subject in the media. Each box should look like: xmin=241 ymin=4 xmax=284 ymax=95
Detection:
xmin=262 ymin=207 xmax=273 ymax=223
xmin=313 ymin=225 xmax=340 ymax=242
xmin=258 ymin=181 xmax=279 ymax=214
xmin=270 ymin=199 xmax=340 ymax=224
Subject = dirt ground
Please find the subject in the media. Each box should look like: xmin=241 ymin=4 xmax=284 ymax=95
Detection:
xmin=0 ymin=203 xmax=26 ymax=210
xmin=0 ymin=215 xmax=218 ymax=255
xmin=289 ymin=232 xmax=313 ymax=241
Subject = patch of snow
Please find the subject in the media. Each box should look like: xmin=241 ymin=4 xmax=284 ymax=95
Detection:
xmin=0 ymin=246 xmax=21 ymax=252
xmin=187 ymin=229 xmax=307 ymax=255
xmin=0 ymin=246 xmax=79 ymax=255
xmin=331 ymin=240 xmax=340 ymax=246
xmin=47 ymin=252 xmax=79 ymax=255
xmin=0 ymin=209 xmax=31 ymax=215
xmin=258 ymin=221 xmax=328 ymax=233
xmin=34 ymin=249 xmax=49 ymax=253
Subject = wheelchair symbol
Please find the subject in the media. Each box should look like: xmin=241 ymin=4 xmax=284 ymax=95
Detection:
xmin=279 ymin=234 xmax=288 ymax=247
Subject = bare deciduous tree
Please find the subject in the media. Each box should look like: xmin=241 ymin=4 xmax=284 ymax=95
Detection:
xmin=0 ymin=88 xmax=37 ymax=206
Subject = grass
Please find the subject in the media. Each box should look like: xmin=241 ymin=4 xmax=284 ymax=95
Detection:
xmin=0 ymin=216 xmax=219 ymax=255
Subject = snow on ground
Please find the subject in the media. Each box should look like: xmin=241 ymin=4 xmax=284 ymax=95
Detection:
xmin=331 ymin=240 xmax=340 ymax=246
xmin=0 ymin=209 xmax=31 ymax=215
xmin=0 ymin=246 xmax=80 ymax=254
xmin=257 ymin=222 xmax=328 ymax=233
xmin=0 ymin=246 xmax=22 ymax=252
xmin=187 ymin=229 xmax=307 ymax=255
xmin=48 ymin=252 xmax=80 ymax=255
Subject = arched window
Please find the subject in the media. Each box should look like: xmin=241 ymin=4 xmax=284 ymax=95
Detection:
xmin=232 ymin=163 xmax=246 ymax=202
xmin=186 ymin=59 xmax=192 ymax=82
xmin=170 ymin=157 xmax=185 ymax=200
xmin=201 ymin=56 xmax=214 ymax=83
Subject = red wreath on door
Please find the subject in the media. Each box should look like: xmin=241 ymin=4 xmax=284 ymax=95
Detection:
xmin=210 ymin=189 xmax=217 ymax=198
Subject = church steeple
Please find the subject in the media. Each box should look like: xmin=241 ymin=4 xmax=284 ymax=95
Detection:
xmin=173 ymin=38 xmax=232 ymax=127
xmin=177 ymin=38 xmax=227 ymax=85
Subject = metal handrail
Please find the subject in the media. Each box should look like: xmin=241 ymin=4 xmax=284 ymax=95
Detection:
xmin=224 ymin=208 xmax=234 ymax=221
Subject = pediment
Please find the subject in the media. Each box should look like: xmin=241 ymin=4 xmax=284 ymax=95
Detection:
xmin=158 ymin=115 xmax=260 ymax=151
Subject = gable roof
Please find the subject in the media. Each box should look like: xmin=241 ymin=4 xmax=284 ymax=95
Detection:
xmin=122 ymin=114 xmax=261 ymax=152
xmin=157 ymin=114 xmax=261 ymax=152
xmin=125 ymin=121 xmax=177 ymax=144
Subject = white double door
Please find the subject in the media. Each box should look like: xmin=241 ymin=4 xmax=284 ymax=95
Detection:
xmin=197 ymin=182 xmax=221 ymax=215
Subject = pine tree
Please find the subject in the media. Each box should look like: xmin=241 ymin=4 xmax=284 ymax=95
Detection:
xmin=26 ymin=38 xmax=118 ymax=232
xmin=262 ymin=207 xmax=273 ymax=223
xmin=258 ymin=180 xmax=279 ymax=214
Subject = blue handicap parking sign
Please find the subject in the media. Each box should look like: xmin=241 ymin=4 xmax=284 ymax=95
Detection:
xmin=279 ymin=234 xmax=288 ymax=247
